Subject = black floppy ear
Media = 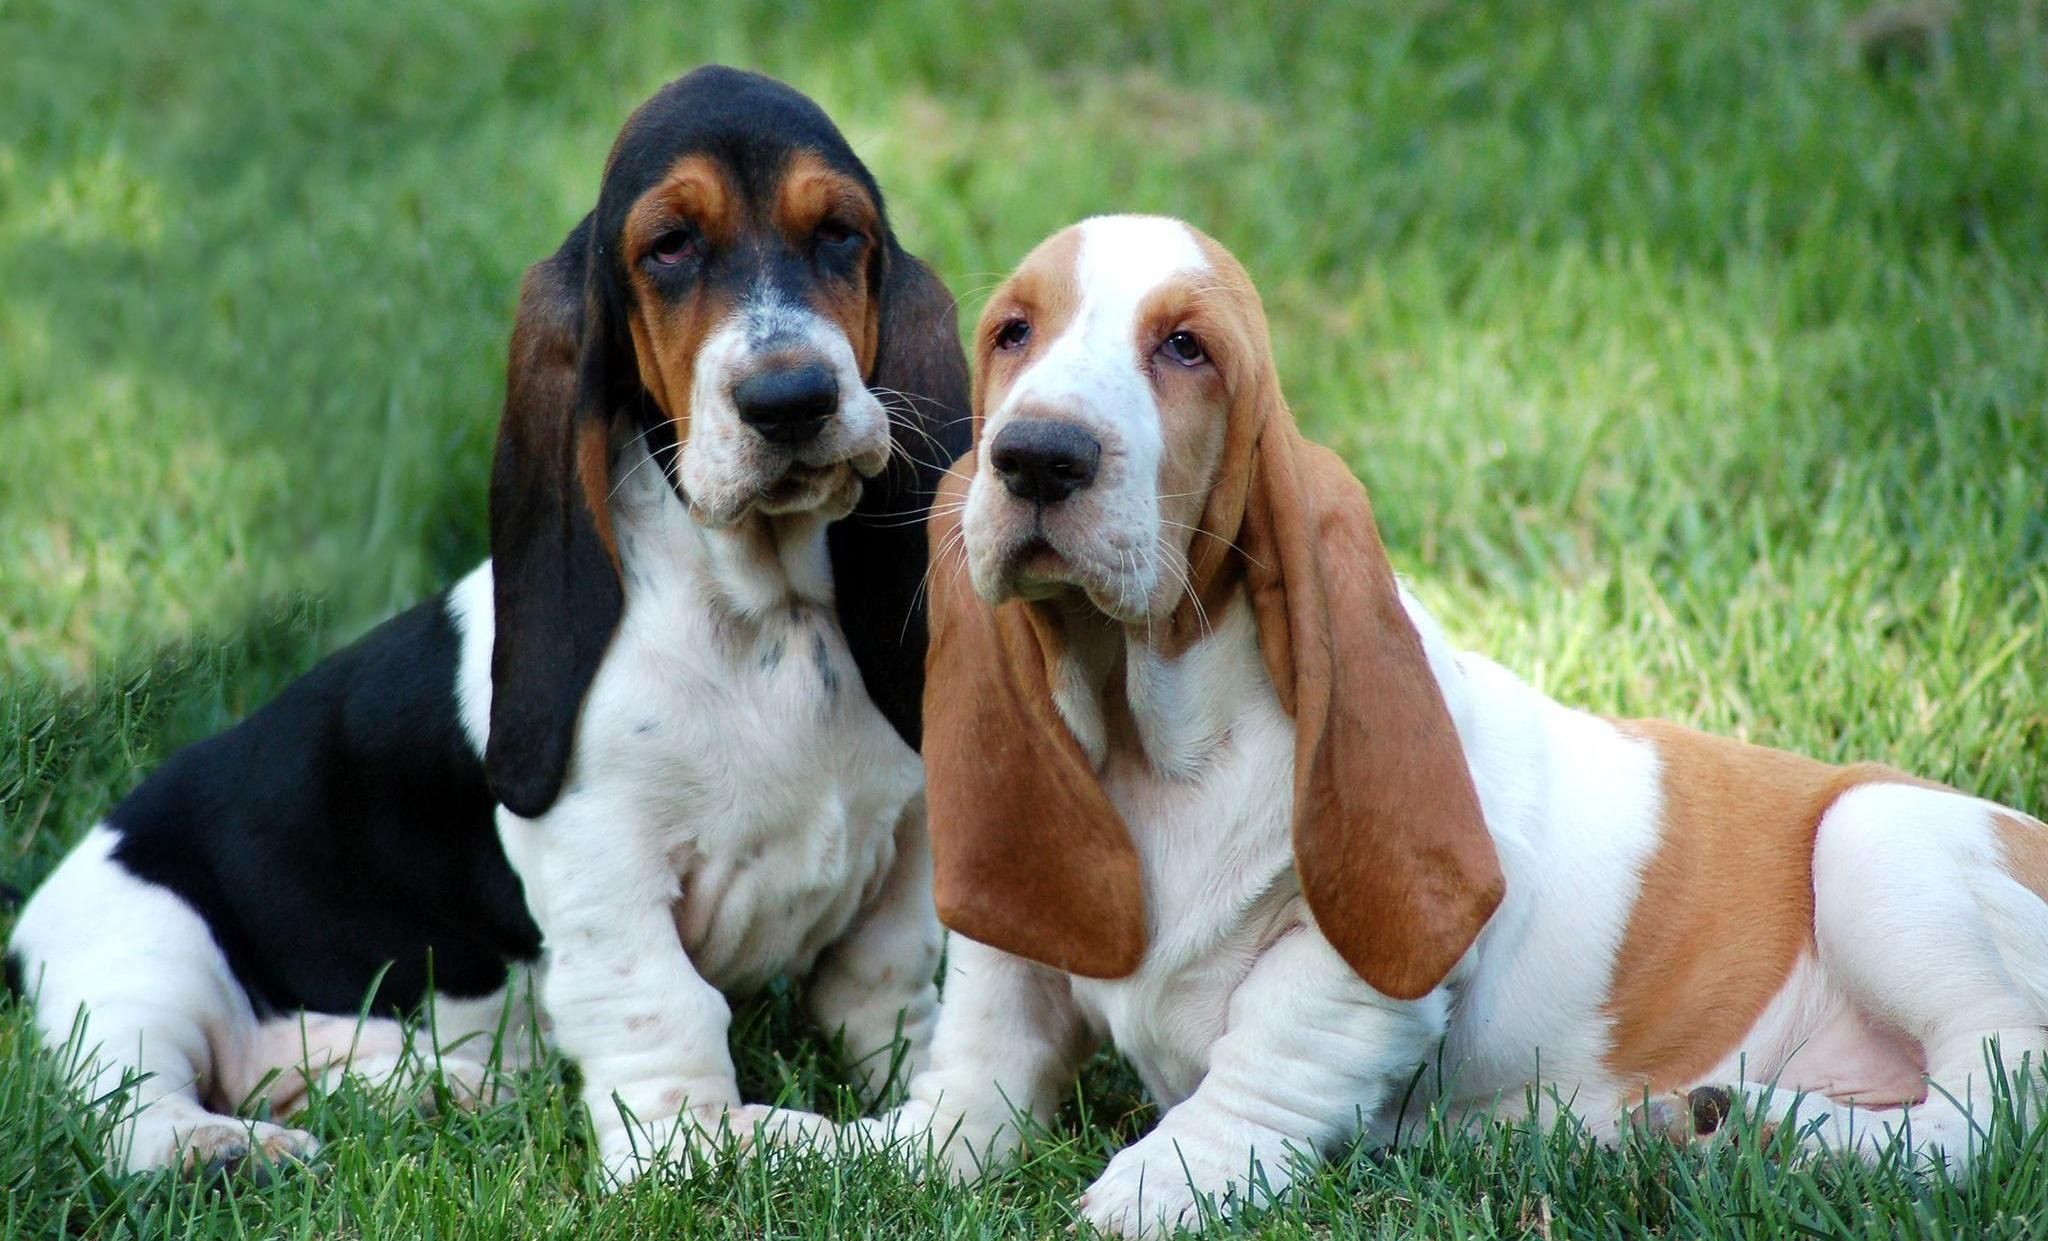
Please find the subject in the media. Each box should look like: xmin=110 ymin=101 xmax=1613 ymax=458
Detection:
xmin=484 ymin=216 xmax=628 ymax=818
xmin=827 ymin=239 xmax=972 ymax=752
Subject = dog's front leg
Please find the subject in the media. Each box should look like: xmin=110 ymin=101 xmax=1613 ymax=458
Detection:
xmin=1077 ymin=928 xmax=1448 ymax=1238
xmin=805 ymin=795 xmax=943 ymax=1105
xmin=499 ymin=795 xmax=823 ymax=1188
xmin=855 ymin=935 xmax=1096 ymax=1180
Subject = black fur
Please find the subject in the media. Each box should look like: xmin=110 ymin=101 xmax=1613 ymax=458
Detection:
xmin=486 ymin=66 xmax=969 ymax=816
xmin=110 ymin=597 xmax=538 ymax=1016
xmin=26 ymin=66 xmax=965 ymax=1023
xmin=482 ymin=218 xmax=617 ymax=821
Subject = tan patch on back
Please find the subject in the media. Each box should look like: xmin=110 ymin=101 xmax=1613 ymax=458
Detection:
xmin=1604 ymin=720 xmax=1945 ymax=1089
xmin=1993 ymin=812 xmax=2048 ymax=901
xmin=623 ymin=154 xmax=742 ymax=438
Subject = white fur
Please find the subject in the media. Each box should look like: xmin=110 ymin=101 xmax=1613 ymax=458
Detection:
xmin=9 ymin=827 xmax=536 ymax=1173
xmin=678 ymin=294 xmax=892 ymax=528
xmin=11 ymin=426 xmax=939 ymax=1183
xmin=870 ymin=222 xmax=2048 ymax=1236
xmin=965 ymin=216 xmax=1209 ymax=621
xmin=492 ymin=433 xmax=934 ymax=1184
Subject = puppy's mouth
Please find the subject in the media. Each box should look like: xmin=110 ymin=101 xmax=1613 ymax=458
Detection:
xmin=986 ymin=526 xmax=1148 ymax=622
xmin=755 ymin=460 xmax=861 ymax=517
xmin=1011 ymin=534 xmax=1074 ymax=589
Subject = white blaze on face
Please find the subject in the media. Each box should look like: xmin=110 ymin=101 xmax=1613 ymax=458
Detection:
xmin=967 ymin=216 xmax=1211 ymax=619
xmin=677 ymin=290 xmax=889 ymax=528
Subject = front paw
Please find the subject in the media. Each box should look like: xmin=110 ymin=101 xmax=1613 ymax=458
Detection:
xmin=817 ymin=985 xmax=939 ymax=1108
xmin=847 ymin=1100 xmax=1013 ymax=1185
xmin=598 ymin=1103 xmax=830 ymax=1189
xmin=1077 ymin=1127 xmax=1291 ymax=1237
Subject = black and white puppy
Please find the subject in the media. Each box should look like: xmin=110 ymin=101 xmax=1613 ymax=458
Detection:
xmin=7 ymin=66 xmax=970 ymax=1183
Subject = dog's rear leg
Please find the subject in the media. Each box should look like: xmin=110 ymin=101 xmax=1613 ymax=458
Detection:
xmin=9 ymin=826 xmax=319 ymax=1175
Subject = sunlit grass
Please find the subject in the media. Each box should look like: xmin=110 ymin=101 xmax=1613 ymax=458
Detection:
xmin=2 ymin=0 xmax=2044 ymax=1234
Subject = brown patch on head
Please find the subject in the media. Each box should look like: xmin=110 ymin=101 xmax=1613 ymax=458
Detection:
xmin=973 ymin=227 xmax=1085 ymax=435
xmin=773 ymin=149 xmax=884 ymax=372
xmin=1125 ymin=238 xmax=1273 ymax=651
xmin=1604 ymin=720 xmax=1949 ymax=1089
xmin=620 ymin=153 xmax=743 ymax=438
xmin=1993 ymin=811 xmax=2048 ymax=901
xmin=930 ymin=217 xmax=1502 ymax=996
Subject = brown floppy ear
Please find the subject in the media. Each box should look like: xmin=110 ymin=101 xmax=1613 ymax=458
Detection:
xmin=923 ymin=459 xmax=1146 ymax=977
xmin=1241 ymin=409 xmax=1504 ymax=1000
xmin=484 ymin=215 xmax=628 ymax=819
xmin=828 ymin=240 xmax=973 ymax=753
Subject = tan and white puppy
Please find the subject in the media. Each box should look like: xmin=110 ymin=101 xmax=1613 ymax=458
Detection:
xmin=862 ymin=215 xmax=2048 ymax=1235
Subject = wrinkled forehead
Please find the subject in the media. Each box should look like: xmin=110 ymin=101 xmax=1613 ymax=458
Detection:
xmin=997 ymin=215 xmax=1213 ymax=363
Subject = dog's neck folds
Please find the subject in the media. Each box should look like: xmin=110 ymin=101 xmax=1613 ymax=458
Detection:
xmin=1047 ymin=589 xmax=1267 ymax=782
xmin=1048 ymin=580 xmax=1479 ymax=787
xmin=608 ymin=430 xmax=837 ymax=624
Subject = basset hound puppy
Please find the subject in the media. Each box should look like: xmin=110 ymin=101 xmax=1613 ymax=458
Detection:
xmin=7 ymin=67 xmax=969 ymax=1183
xmin=862 ymin=215 xmax=2048 ymax=1235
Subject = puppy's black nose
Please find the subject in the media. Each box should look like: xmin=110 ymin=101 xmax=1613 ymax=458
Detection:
xmin=990 ymin=419 xmax=1102 ymax=505
xmin=733 ymin=363 xmax=837 ymax=446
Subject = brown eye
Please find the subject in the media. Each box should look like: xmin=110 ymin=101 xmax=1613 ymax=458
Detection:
xmin=1160 ymin=330 xmax=1206 ymax=367
xmin=814 ymin=219 xmax=858 ymax=250
xmin=994 ymin=318 xmax=1031 ymax=351
xmin=650 ymin=228 xmax=699 ymax=267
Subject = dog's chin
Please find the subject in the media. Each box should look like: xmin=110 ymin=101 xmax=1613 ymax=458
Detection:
xmin=689 ymin=463 xmax=862 ymax=528
xmin=979 ymin=537 xmax=1151 ymax=623
xmin=756 ymin=462 xmax=863 ymax=520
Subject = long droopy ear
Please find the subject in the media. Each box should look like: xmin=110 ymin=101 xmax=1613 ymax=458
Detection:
xmin=924 ymin=459 xmax=1148 ymax=978
xmin=925 ymin=373 xmax=1501 ymax=996
xmin=828 ymin=241 xmax=973 ymax=753
xmin=1238 ymin=407 xmax=1504 ymax=1000
xmin=484 ymin=217 xmax=627 ymax=819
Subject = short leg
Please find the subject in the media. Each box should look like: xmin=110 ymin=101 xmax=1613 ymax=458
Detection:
xmin=1077 ymin=928 xmax=1446 ymax=1238
xmin=9 ymin=827 xmax=320 ymax=1175
xmin=806 ymin=798 xmax=942 ymax=1104
xmin=1809 ymin=785 xmax=2048 ymax=1169
xmin=499 ymin=797 xmax=824 ymax=1186
xmin=856 ymin=935 xmax=1095 ymax=1179
xmin=289 ymin=983 xmax=541 ymax=1114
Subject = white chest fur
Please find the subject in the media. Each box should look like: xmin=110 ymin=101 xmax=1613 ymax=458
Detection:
xmin=454 ymin=449 xmax=922 ymax=994
xmin=1060 ymin=599 xmax=1301 ymax=1107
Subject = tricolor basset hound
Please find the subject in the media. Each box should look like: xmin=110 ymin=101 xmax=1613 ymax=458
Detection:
xmin=861 ymin=215 xmax=2048 ymax=1235
xmin=7 ymin=68 xmax=969 ymax=1183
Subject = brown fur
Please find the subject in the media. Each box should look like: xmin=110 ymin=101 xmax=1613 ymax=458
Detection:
xmin=775 ymin=149 xmax=884 ymax=373
xmin=924 ymin=486 xmax=1149 ymax=978
xmin=926 ymin=222 xmax=1503 ymax=997
xmin=1994 ymin=811 xmax=2048 ymax=902
xmin=498 ymin=253 xmax=610 ymax=559
xmin=622 ymin=154 xmax=740 ymax=438
xmin=970 ymin=229 xmax=1084 ymax=437
xmin=1603 ymin=719 xmax=1944 ymax=1088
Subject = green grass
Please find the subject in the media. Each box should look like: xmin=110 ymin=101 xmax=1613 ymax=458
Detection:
xmin=3 ymin=0 xmax=2045 ymax=1234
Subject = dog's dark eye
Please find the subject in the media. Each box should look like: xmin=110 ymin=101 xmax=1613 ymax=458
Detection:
xmin=649 ymin=229 xmax=699 ymax=267
xmin=993 ymin=318 xmax=1031 ymax=351
xmin=814 ymin=219 xmax=859 ymax=251
xmin=1160 ymin=330 xmax=1207 ymax=367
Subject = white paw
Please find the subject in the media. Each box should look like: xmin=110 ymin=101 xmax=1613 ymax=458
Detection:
xmin=818 ymin=988 xmax=938 ymax=1107
xmin=1077 ymin=1127 xmax=1291 ymax=1237
xmin=845 ymin=1100 xmax=1020 ymax=1185
xmin=320 ymin=1052 xmax=505 ymax=1115
xmin=598 ymin=1103 xmax=830 ymax=1188
xmin=168 ymin=1118 xmax=321 ymax=1182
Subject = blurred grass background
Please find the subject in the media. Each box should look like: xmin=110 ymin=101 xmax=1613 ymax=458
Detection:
xmin=2 ymin=0 xmax=2045 ymax=1235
